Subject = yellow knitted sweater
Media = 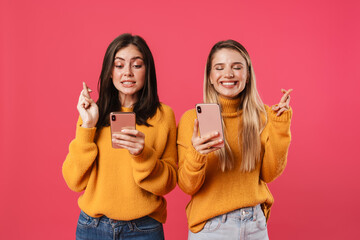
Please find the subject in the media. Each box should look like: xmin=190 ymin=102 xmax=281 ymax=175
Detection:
xmin=177 ymin=97 xmax=292 ymax=233
xmin=62 ymin=103 xmax=177 ymax=223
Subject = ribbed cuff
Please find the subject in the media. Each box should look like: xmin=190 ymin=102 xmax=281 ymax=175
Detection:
xmin=185 ymin=146 xmax=207 ymax=171
xmin=131 ymin=145 xmax=155 ymax=163
xmin=75 ymin=124 xmax=97 ymax=143
xmin=131 ymin=145 xmax=156 ymax=173
xmin=268 ymin=107 xmax=293 ymax=122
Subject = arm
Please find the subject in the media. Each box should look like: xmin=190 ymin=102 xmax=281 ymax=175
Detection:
xmin=260 ymin=105 xmax=292 ymax=183
xmin=177 ymin=110 xmax=208 ymax=196
xmin=129 ymin=106 xmax=178 ymax=196
xmin=62 ymin=82 xmax=99 ymax=192
xmin=62 ymin=117 xmax=98 ymax=192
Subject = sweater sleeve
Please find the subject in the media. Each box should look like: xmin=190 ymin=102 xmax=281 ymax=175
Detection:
xmin=260 ymin=105 xmax=292 ymax=183
xmin=130 ymin=106 xmax=178 ymax=196
xmin=177 ymin=110 xmax=207 ymax=196
xmin=62 ymin=117 xmax=98 ymax=192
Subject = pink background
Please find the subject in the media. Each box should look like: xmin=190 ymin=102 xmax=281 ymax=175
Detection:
xmin=1 ymin=0 xmax=359 ymax=239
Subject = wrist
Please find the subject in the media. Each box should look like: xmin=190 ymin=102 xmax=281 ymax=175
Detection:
xmin=81 ymin=123 xmax=95 ymax=128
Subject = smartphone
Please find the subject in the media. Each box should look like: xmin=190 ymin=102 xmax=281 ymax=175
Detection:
xmin=195 ymin=103 xmax=224 ymax=148
xmin=110 ymin=112 xmax=136 ymax=149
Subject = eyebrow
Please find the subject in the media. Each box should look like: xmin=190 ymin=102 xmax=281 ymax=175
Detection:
xmin=114 ymin=56 xmax=143 ymax=61
xmin=213 ymin=62 xmax=245 ymax=66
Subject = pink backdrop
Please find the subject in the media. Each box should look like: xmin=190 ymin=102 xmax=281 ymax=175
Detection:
xmin=1 ymin=0 xmax=359 ymax=239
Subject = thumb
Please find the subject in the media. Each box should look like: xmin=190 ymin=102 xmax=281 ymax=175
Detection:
xmin=192 ymin=119 xmax=199 ymax=139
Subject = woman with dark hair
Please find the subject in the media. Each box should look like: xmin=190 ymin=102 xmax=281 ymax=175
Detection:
xmin=177 ymin=40 xmax=293 ymax=239
xmin=63 ymin=33 xmax=177 ymax=240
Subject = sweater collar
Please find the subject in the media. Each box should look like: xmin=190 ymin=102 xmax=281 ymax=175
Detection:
xmin=219 ymin=96 xmax=242 ymax=117
xmin=121 ymin=106 xmax=133 ymax=112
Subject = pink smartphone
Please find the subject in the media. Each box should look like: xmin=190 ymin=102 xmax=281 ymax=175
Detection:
xmin=110 ymin=112 xmax=136 ymax=149
xmin=195 ymin=103 xmax=224 ymax=148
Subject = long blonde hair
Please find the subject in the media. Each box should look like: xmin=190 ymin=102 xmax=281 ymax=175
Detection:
xmin=204 ymin=40 xmax=267 ymax=172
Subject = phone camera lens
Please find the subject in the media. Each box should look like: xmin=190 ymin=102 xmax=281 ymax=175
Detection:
xmin=197 ymin=106 xmax=202 ymax=113
xmin=111 ymin=115 xmax=116 ymax=121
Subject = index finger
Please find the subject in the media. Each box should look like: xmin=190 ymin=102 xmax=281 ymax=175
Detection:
xmin=121 ymin=129 xmax=144 ymax=138
xmin=280 ymin=89 xmax=293 ymax=103
xmin=82 ymin=82 xmax=92 ymax=97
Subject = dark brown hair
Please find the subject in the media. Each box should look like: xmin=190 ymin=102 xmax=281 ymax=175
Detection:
xmin=96 ymin=33 xmax=161 ymax=128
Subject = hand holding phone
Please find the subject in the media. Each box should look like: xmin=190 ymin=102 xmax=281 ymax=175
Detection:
xmin=192 ymin=103 xmax=224 ymax=154
xmin=110 ymin=112 xmax=145 ymax=155
xmin=110 ymin=112 xmax=136 ymax=149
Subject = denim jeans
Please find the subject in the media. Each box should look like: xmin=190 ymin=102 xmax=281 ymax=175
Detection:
xmin=76 ymin=210 xmax=164 ymax=240
xmin=188 ymin=204 xmax=269 ymax=240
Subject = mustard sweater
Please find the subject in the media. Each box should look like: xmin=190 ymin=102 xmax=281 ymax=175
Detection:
xmin=177 ymin=97 xmax=292 ymax=233
xmin=62 ymin=103 xmax=177 ymax=223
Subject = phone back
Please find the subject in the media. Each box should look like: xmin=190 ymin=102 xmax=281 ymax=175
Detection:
xmin=110 ymin=112 xmax=136 ymax=148
xmin=196 ymin=103 xmax=224 ymax=147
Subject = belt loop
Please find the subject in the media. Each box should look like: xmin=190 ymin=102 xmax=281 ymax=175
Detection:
xmin=128 ymin=221 xmax=134 ymax=231
xmin=93 ymin=217 xmax=100 ymax=227
xmin=222 ymin=213 xmax=227 ymax=223
xmin=252 ymin=206 xmax=257 ymax=221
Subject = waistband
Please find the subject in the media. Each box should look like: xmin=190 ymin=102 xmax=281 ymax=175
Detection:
xmin=80 ymin=210 xmax=157 ymax=228
xmin=219 ymin=204 xmax=262 ymax=222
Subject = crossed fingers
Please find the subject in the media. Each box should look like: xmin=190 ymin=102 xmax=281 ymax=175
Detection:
xmin=79 ymin=82 xmax=94 ymax=109
xmin=272 ymin=89 xmax=293 ymax=116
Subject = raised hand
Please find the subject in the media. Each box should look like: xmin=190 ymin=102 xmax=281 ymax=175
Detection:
xmin=112 ymin=129 xmax=145 ymax=155
xmin=192 ymin=119 xmax=223 ymax=155
xmin=272 ymin=89 xmax=293 ymax=116
xmin=77 ymin=82 xmax=99 ymax=128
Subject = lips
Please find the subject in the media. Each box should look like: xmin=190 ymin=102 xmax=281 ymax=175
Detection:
xmin=121 ymin=80 xmax=136 ymax=87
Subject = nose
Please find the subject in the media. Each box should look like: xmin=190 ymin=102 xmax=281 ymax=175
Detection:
xmin=124 ymin=64 xmax=133 ymax=77
xmin=224 ymin=67 xmax=234 ymax=78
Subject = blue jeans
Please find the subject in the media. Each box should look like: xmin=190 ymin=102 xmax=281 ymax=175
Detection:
xmin=76 ymin=210 xmax=164 ymax=240
xmin=188 ymin=204 xmax=269 ymax=240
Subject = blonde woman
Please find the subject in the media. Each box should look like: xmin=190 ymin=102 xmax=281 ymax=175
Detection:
xmin=177 ymin=40 xmax=292 ymax=240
